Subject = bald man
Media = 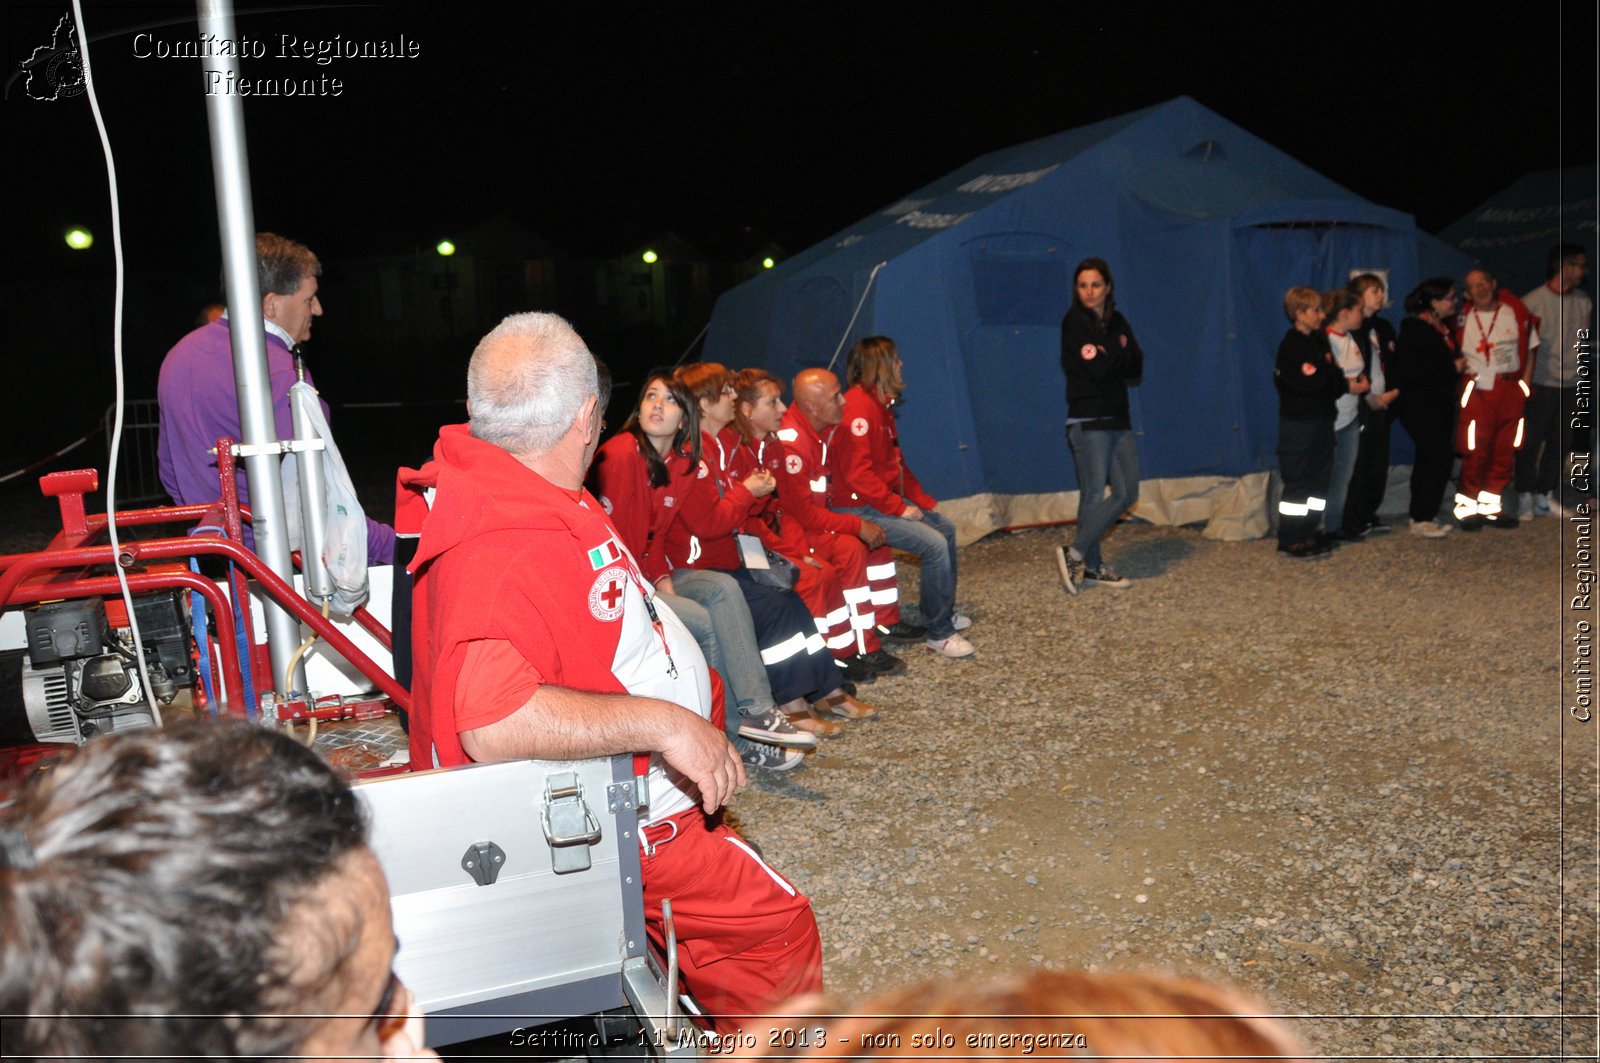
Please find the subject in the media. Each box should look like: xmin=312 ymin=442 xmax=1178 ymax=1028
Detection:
xmin=778 ymin=369 xmax=924 ymax=647
xmin=400 ymin=312 xmax=821 ymax=1030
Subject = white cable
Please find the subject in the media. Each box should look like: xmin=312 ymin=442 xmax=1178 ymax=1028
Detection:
xmin=70 ymin=0 xmax=161 ymax=728
xmin=824 ymin=261 xmax=888 ymax=374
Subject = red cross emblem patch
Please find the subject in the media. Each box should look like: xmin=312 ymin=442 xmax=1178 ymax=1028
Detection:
xmin=851 ymin=417 xmax=869 ymax=437
xmin=588 ymin=566 xmax=630 ymax=622
xmin=1081 ymin=343 xmax=1097 ymax=360
xmin=1301 ymin=362 xmax=1316 ymax=377
xmin=785 ymin=454 xmax=803 ymax=475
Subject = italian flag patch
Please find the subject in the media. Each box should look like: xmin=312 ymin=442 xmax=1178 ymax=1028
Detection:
xmin=588 ymin=538 xmax=623 ymax=570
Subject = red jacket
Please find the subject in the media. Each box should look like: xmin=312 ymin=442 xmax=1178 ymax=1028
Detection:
xmin=588 ymin=433 xmax=682 ymax=584
xmin=397 ymin=424 xmax=643 ymax=769
xmin=1454 ymin=288 xmax=1536 ymax=380
xmin=729 ymin=429 xmax=817 ymax=563
xmin=832 ymin=385 xmax=937 ymax=516
xmin=660 ymin=430 xmax=755 ymax=571
xmin=776 ymin=408 xmax=866 ymax=539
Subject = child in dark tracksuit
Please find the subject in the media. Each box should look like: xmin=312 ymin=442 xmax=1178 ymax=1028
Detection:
xmin=1275 ymin=286 xmax=1364 ymax=558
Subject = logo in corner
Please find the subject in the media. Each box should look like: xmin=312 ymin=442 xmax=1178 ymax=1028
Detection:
xmin=588 ymin=566 xmax=630 ymax=622
xmin=850 ymin=417 xmax=869 ymax=437
xmin=785 ymin=454 xmax=803 ymax=475
xmin=17 ymin=14 xmax=86 ymax=101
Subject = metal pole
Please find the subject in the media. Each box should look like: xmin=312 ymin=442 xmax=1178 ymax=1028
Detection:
xmin=196 ymin=0 xmax=306 ymax=697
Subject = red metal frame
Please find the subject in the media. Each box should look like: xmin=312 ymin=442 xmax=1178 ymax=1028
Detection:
xmin=0 ymin=462 xmax=410 ymax=720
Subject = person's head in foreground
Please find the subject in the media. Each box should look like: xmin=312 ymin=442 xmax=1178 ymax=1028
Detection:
xmin=745 ymin=969 xmax=1309 ymax=1062
xmin=0 ymin=719 xmax=433 ymax=1062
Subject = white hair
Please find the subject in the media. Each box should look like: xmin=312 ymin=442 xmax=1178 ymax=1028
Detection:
xmin=467 ymin=312 xmax=597 ymax=457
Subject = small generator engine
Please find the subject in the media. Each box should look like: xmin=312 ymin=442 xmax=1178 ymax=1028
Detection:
xmin=0 ymin=593 xmax=195 ymax=746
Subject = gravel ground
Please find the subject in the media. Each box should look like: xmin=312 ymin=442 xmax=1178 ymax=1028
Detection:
xmin=6 ymin=472 xmax=1594 ymax=1059
xmin=725 ymin=516 xmax=1597 ymax=1060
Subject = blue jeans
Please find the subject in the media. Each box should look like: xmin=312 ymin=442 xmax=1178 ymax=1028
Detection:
xmin=1324 ymin=418 xmax=1360 ymax=533
xmin=1066 ymin=425 xmax=1139 ymax=570
xmin=838 ymin=505 xmax=959 ymax=640
xmin=666 ymin=568 xmax=777 ymax=737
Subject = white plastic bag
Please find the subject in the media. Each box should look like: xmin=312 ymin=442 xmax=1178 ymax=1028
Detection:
xmin=282 ymin=381 xmax=370 ymax=617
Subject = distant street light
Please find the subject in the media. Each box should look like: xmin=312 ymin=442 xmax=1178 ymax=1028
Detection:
xmin=65 ymin=228 xmax=93 ymax=250
xmin=436 ymin=240 xmax=456 ymax=257
xmin=642 ymin=249 xmax=658 ymax=264
xmin=762 ymin=257 xmax=775 ymax=269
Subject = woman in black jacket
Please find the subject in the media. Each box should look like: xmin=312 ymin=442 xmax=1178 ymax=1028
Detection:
xmin=1393 ymin=277 xmax=1464 ymax=536
xmin=1057 ymin=258 xmax=1143 ymax=593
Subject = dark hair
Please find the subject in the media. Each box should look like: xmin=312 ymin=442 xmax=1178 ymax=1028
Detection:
xmin=1321 ymin=287 xmax=1362 ymax=320
xmin=623 ymin=370 xmax=701 ymax=487
xmin=255 ymin=232 xmax=322 ymax=297
xmin=732 ymin=368 xmax=782 ymax=443
xmin=1346 ymin=272 xmax=1385 ymax=297
xmin=1069 ymin=257 xmax=1117 ymax=325
xmin=1404 ymin=276 xmax=1455 ymax=316
xmin=846 ymin=336 xmax=903 ymax=401
xmin=0 ymin=719 xmax=369 ymax=1060
xmin=1548 ymin=243 xmax=1588 ymax=280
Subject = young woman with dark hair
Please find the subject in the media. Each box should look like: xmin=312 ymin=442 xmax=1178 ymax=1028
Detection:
xmin=1392 ymin=278 xmax=1464 ymax=536
xmin=589 ymin=370 xmax=816 ymax=768
xmin=1057 ymin=258 xmax=1143 ymax=592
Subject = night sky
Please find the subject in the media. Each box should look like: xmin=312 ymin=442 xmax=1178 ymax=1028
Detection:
xmin=0 ymin=1 xmax=1594 ymax=459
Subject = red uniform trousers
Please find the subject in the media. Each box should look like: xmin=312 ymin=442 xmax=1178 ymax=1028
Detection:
xmin=1455 ymin=377 xmax=1528 ymax=519
xmin=807 ymin=531 xmax=882 ymax=655
xmin=864 ymin=544 xmax=901 ymax=627
xmin=789 ymin=555 xmax=856 ymax=659
xmin=641 ymin=811 xmax=823 ymax=1034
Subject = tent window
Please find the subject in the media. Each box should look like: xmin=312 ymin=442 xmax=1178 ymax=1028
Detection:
xmin=965 ymin=234 xmax=1069 ymax=327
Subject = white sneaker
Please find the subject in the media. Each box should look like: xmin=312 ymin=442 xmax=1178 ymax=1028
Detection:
xmin=952 ymin=612 xmax=973 ymax=631
xmin=926 ymin=632 xmax=976 ymax=659
xmin=1410 ymin=519 xmax=1451 ymax=538
xmin=1518 ymin=492 xmax=1538 ymax=522
xmin=1534 ymin=493 xmax=1553 ymax=517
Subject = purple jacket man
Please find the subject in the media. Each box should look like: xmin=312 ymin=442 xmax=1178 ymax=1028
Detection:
xmin=156 ymin=233 xmax=395 ymax=563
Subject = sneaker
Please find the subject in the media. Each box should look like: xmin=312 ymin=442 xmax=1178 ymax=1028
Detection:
xmin=1409 ymin=519 xmax=1451 ymax=538
xmin=1534 ymin=493 xmax=1554 ymax=517
xmin=1361 ymin=520 xmax=1391 ymax=536
xmin=926 ymin=632 xmax=976 ymax=659
xmin=860 ymin=649 xmax=907 ymax=677
xmin=952 ymin=612 xmax=973 ymax=631
xmin=740 ymin=741 xmax=805 ymax=772
xmin=1518 ymin=492 xmax=1538 ymax=521
xmin=1054 ymin=544 xmax=1080 ymax=596
xmin=738 ymin=707 xmax=819 ymax=750
xmin=1459 ymin=515 xmax=1487 ymax=532
xmin=1083 ymin=565 xmax=1132 ymax=588
xmin=1488 ymin=514 xmax=1519 ymax=530
xmin=876 ymin=620 xmax=927 ymax=644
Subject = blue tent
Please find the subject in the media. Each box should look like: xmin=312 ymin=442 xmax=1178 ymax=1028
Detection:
xmin=704 ymin=97 xmax=1473 ymax=541
xmin=1439 ymin=166 xmax=1598 ymax=295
